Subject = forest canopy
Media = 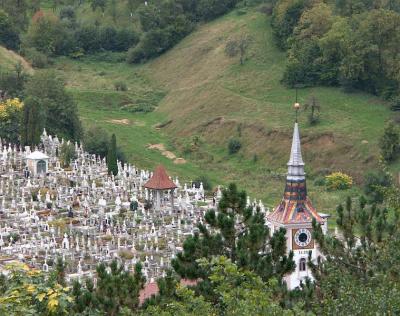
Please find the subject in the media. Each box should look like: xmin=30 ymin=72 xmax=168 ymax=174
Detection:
xmin=272 ymin=0 xmax=400 ymax=104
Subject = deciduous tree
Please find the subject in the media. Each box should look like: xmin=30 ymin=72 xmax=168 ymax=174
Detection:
xmin=24 ymin=70 xmax=82 ymax=141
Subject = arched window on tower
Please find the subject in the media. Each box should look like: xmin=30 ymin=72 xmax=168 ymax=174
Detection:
xmin=299 ymin=258 xmax=307 ymax=271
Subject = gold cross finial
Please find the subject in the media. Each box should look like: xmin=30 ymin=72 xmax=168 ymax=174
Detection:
xmin=294 ymin=87 xmax=300 ymax=122
xmin=294 ymin=102 xmax=300 ymax=122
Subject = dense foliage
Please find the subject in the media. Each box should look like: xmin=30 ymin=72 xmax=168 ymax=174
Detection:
xmin=72 ymin=260 xmax=145 ymax=315
xmin=0 ymin=67 xmax=82 ymax=145
xmin=0 ymin=9 xmax=20 ymax=49
xmin=380 ymin=120 xmax=400 ymax=162
xmin=0 ymin=0 xmax=239 ymax=65
xmin=363 ymin=169 xmax=391 ymax=203
xmin=83 ymin=125 xmax=111 ymax=158
xmin=172 ymin=183 xmax=295 ymax=285
xmin=228 ymin=138 xmax=242 ymax=154
xmin=144 ymin=257 xmax=305 ymax=316
xmin=83 ymin=125 xmax=126 ymax=162
xmin=325 ymin=172 xmax=353 ymax=191
xmin=2 ymin=181 xmax=400 ymax=315
xmin=0 ymin=62 xmax=27 ymax=98
xmin=24 ymin=70 xmax=82 ymax=141
xmin=0 ymin=97 xmax=24 ymax=143
xmin=272 ymin=0 xmax=400 ymax=102
xmin=0 ymin=262 xmax=73 ymax=315
xmin=127 ymin=0 xmax=237 ymax=63
xmin=308 ymin=191 xmax=400 ymax=314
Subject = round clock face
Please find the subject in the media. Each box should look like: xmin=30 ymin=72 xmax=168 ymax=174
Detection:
xmin=294 ymin=228 xmax=312 ymax=247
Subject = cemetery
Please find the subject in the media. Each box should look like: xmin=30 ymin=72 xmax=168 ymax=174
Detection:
xmin=0 ymin=129 xmax=268 ymax=288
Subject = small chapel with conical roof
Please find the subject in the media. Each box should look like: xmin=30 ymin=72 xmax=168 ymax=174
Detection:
xmin=267 ymin=117 xmax=329 ymax=289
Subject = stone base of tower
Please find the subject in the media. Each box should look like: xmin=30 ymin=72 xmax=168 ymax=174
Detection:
xmin=285 ymin=248 xmax=320 ymax=290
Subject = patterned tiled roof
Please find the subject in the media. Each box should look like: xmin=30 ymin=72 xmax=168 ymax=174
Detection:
xmin=144 ymin=165 xmax=177 ymax=190
xmin=268 ymin=190 xmax=323 ymax=224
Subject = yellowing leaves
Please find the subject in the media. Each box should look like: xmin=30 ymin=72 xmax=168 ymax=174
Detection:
xmin=325 ymin=172 xmax=353 ymax=191
xmin=28 ymin=268 xmax=41 ymax=276
xmin=47 ymin=297 xmax=59 ymax=312
xmin=10 ymin=290 xmax=19 ymax=297
xmin=25 ymin=284 xmax=36 ymax=294
xmin=48 ymin=292 xmax=59 ymax=301
xmin=5 ymin=262 xmax=30 ymax=272
xmin=37 ymin=292 xmax=46 ymax=302
xmin=0 ymin=98 xmax=24 ymax=120
xmin=0 ymin=264 xmax=73 ymax=315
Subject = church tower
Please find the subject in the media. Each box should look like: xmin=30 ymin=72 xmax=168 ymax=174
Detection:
xmin=267 ymin=118 xmax=328 ymax=289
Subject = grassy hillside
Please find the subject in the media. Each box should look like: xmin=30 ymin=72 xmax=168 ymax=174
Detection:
xmin=4 ymin=7 xmax=395 ymax=219
xmin=144 ymin=9 xmax=393 ymax=212
xmin=0 ymin=46 xmax=33 ymax=74
xmin=149 ymin=10 xmax=390 ymax=177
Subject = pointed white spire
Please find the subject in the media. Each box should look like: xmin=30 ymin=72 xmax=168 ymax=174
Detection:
xmin=287 ymin=122 xmax=305 ymax=180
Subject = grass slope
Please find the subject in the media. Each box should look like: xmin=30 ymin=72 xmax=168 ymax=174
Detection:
xmin=145 ymin=9 xmax=392 ymax=209
xmin=149 ymin=10 xmax=390 ymax=180
xmin=3 ymin=8 xmax=394 ymax=220
xmin=0 ymin=46 xmax=33 ymax=74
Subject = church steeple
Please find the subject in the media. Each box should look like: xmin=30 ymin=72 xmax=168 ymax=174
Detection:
xmin=267 ymin=117 xmax=323 ymax=225
xmin=266 ymin=102 xmax=328 ymax=291
xmin=287 ymin=122 xmax=305 ymax=181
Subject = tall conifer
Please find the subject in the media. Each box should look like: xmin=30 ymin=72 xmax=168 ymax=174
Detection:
xmin=21 ymin=97 xmax=43 ymax=146
xmin=107 ymin=133 xmax=118 ymax=175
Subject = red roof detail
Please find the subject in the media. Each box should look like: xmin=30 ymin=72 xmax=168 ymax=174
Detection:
xmin=139 ymin=282 xmax=159 ymax=303
xmin=144 ymin=165 xmax=177 ymax=190
xmin=268 ymin=197 xmax=323 ymax=225
xmin=268 ymin=180 xmax=323 ymax=225
xmin=139 ymin=279 xmax=198 ymax=304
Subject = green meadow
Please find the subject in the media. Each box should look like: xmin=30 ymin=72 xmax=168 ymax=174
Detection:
xmin=2 ymin=7 xmax=396 ymax=221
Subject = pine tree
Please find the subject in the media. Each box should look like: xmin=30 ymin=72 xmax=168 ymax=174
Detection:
xmin=172 ymin=183 xmax=295 ymax=286
xmin=380 ymin=121 xmax=399 ymax=162
xmin=21 ymin=96 xmax=44 ymax=146
xmin=307 ymin=192 xmax=400 ymax=314
xmin=107 ymin=133 xmax=118 ymax=176
xmin=72 ymin=260 xmax=145 ymax=315
xmin=144 ymin=257 xmax=298 ymax=315
xmin=52 ymin=257 xmax=66 ymax=287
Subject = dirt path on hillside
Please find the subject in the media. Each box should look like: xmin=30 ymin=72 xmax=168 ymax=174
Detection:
xmin=147 ymin=143 xmax=187 ymax=164
xmin=0 ymin=46 xmax=34 ymax=74
xmin=108 ymin=119 xmax=131 ymax=125
xmin=106 ymin=119 xmax=146 ymax=126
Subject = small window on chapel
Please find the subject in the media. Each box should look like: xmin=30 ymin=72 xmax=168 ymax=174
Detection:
xmin=299 ymin=258 xmax=307 ymax=271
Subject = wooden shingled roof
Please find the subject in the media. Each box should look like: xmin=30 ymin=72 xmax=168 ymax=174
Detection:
xmin=144 ymin=165 xmax=177 ymax=190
